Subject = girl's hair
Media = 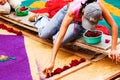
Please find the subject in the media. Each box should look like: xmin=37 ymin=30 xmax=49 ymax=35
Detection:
xmin=79 ymin=0 xmax=97 ymax=14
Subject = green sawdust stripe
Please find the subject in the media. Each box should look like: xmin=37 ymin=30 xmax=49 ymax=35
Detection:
xmin=104 ymin=0 xmax=120 ymax=9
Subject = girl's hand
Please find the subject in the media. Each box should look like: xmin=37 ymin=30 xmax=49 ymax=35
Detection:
xmin=43 ymin=62 xmax=54 ymax=77
xmin=0 ymin=0 xmax=7 ymax=5
xmin=108 ymin=50 xmax=120 ymax=63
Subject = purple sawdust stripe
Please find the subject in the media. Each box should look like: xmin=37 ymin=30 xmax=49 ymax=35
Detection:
xmin=0 ymin=35 xmax=32 ymax=80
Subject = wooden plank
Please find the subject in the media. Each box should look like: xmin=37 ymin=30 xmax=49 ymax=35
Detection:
xmin=60 ymin=57 xmax=120 ymax=80
xmin=105 ymin=72 xmax=120 ymax=80
xmin=71 ymin=41 xmax=108 ymax=54
xmin=76 ymin=34 xmax=120 ymax=50
xmin=45 ymin=61 xmax=91 ymax=80
xmin=0 ymin=13 xmax=38 ymax=32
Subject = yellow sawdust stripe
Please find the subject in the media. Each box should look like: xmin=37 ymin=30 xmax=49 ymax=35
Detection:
xmin=29 ymin=1 xmax=46 ymax=8
xmin=100 ymin=0 xmax=120 ymax=17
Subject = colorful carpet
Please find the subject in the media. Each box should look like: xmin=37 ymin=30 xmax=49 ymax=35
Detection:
xmin=0 ymin=35 xmax=32 ymax=80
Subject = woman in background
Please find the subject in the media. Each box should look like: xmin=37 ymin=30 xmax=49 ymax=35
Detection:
xmin=0 ymin=0 xmax=21 ymax=14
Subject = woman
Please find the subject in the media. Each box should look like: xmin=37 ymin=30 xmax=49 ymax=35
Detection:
xmin=0 ymin=0 xmax=21 ymax=14
xmin=31 ymin=0 xmax=119 ymax=76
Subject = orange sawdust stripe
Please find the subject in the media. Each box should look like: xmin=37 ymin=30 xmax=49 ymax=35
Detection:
xmin=29 ymin=1 xmax=46 ymax=8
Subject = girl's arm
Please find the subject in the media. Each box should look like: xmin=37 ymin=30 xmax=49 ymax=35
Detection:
xmin=43 ymin=6 xmax=75 ymax=75
xmin=99 ymin=2 xmax=119 ymax=62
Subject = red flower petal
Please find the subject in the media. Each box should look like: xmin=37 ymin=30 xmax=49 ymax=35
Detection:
xmin=53 ymin=68 xmax=63 ymax=74
xmin=79 ymin=58 xmax=86 ymax=63
xmin=62 ymin=65 xmax=70 ymax=71
xmin=16 ymin=31 xmax=23 ymax=36
xmin=0 ymin=23 xmax=23 ymax=35
xmin=46 ymin=73 xmax=51 ymax=78
xmin=70 ymin=59 xmax=79 ymax=67
xmin=85 ymin=30 xmax=101 ymax=37
xmin=105 ymin=39 xmax=110 ymax=43
xmin=0 ymin=24 xmax=7 ymax=29
xmin=7 ymin=28 xmax=13 ymax=32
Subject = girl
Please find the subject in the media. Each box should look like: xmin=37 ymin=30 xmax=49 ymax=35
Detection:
xmin=31 ymin=0 xmax=119 ymax=76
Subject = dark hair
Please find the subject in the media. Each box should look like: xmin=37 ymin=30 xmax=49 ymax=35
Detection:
xmin=79 ymin=0 xmax=97 ymax=14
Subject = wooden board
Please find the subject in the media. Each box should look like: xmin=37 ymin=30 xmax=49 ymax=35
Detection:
xmin=0 ymin=12 xmax=37 ymax=32
xmin=45 ymin=61 xmax=91 ymax=80
xmin=105 ymin=72 xmax=120 ymax=80
xmin=60 ymin=58 xmax=120 ymax=80
xmin=76 ymin=34 xmax=120 ymax=50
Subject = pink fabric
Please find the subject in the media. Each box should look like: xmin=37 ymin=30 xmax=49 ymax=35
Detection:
xmin=70 ymin=0 xmax=87 ymax=14
xmin=70 ymin=0 xmax=100 ymax=22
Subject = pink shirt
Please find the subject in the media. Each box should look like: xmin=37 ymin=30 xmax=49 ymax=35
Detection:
xmin=70 ymin=0 xmax=99 ymax=22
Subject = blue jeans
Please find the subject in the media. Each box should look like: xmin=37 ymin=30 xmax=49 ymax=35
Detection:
xmin=34 ymin=5 xmax=85 ymax=45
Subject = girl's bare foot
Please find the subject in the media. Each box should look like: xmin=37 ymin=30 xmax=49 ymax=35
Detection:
xmin=28 ymin=13 xmax=49 ymax=22
xmin=28 ymin=14 xmax=39 ymax=22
